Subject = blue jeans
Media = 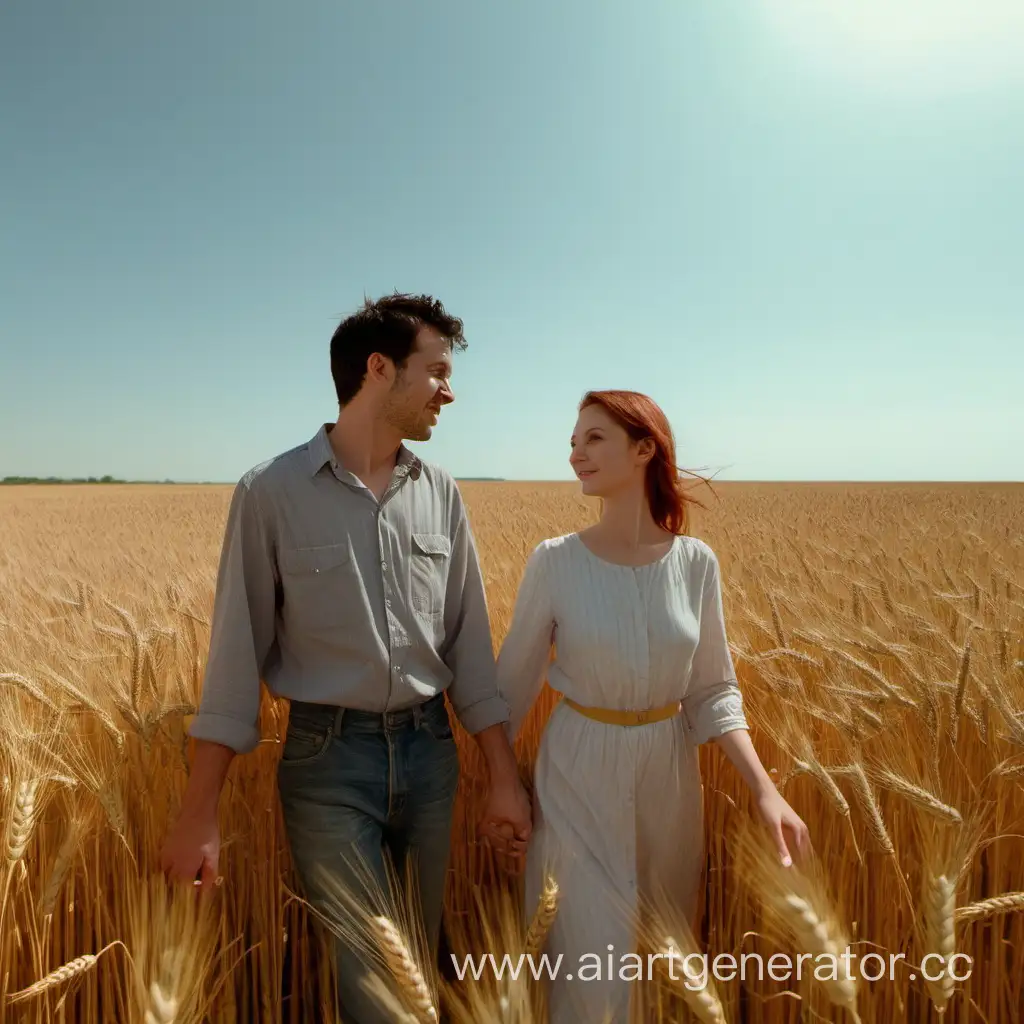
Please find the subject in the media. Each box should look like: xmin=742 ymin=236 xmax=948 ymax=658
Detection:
xmin=277 ymin=693 xmax=460 ymax=1024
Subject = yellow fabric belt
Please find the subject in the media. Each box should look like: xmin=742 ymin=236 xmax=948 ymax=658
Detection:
xmin=560 ymin=695 xmax=681 ymax=726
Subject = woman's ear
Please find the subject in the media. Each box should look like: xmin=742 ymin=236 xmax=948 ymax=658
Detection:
xmin=636 ymin=437 xmax=656 ymax=463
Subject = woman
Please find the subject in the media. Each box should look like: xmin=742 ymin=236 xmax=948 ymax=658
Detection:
xmin=493 ymin=389 xmax=810 ymax=1023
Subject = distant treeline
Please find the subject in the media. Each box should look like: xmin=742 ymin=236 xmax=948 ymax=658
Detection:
xmin=2 ymin=475 xmax=505 ymax=485
xmin=0 ymin=476 xmax=176 ymax=485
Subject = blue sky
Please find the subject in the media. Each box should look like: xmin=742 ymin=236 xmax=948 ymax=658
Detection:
xmin=2 ymin=0 xmax=1021 ymax=482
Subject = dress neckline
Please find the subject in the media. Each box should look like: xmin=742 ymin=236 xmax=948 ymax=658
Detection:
xmin=571 ymin=531 xmax=678 ymax=569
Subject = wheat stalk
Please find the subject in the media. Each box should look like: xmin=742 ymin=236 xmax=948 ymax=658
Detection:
xmin=144 ymin=977 xmax=179 ymax=1024
xmin=950 ymin=629 xmax=974 ymax=743
xmin=0 ymin=671 xmax=60 ymax=711
xmin=6 ymin=940 xmax=126 ymax=1003
xmin=756 ymin=647 xmax=823 ymax=668
xmin=820 ymin=646 xmax=916 ymax=707
xmin=767 ymin=591 xmax=787 ymax=647
xmin=997 ymin=630 xmax=1009 ymax=673
xmin=779 ymin=745 xmax=852 ymax=821
xmin=851 ymin=582 xmax=864 ymax=623
xmin=39 ymin=811 xmax=87 ymax=917
xmin=984 ymin=678 xmax=1024 ymax=745
xmin=103 ymin=600 xmax=149 ymax=715
xmin=34 ymin=663 xmax=126 ymax=746
xmin=735 ymin=821 xmax=862 ymax=1023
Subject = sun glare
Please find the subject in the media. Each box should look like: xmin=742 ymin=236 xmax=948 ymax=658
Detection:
xmin=758 ymin=0 xmax=1024 ymax=93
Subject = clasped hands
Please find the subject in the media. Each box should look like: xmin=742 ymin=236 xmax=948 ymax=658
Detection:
xmin=478 ymin=776 xmax=533 ymax=873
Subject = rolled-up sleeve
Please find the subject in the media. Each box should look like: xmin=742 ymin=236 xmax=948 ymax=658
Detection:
xmin=496 ymin=542 xmax=555 ymax=741
xmin=681 ymin=545 xmax=749 ymax=745
xmin=188 ymin=475 xmax=277 ymax=754
xmin=439 ymin=490 xmax=510 ymax=734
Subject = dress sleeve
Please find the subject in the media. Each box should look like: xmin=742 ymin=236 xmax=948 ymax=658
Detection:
xmin=495 ymin=541 xmax=556 ymax=741
xmin=681 ymin=544 xmax=749 ymax=745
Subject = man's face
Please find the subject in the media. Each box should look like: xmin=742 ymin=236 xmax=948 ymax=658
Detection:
xmin=381 ymin=326 xmax=455 ymax=441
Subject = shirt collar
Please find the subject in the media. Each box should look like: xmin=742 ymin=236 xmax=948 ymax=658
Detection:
xmin=307 ymin=423 xmax=422 ymax=480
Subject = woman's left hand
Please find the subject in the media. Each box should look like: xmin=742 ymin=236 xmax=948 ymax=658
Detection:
xmin=755 ymin=787 xmax=811 ymax=867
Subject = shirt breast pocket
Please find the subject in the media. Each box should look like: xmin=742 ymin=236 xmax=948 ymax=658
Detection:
xmin=279 ymin=543 xmax=355 ymax=634
xmin=410 ymin=533 xmax=450 ymax=620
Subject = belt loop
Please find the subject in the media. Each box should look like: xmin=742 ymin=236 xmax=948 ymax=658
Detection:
xmin=332 ymin=706 xmax=346 ymax=736
xmin=413 ymin=703 xmax=423 ymax=730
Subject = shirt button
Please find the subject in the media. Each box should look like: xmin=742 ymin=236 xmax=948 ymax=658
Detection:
xmin=381 ymin=561 xmax=387 ymax=570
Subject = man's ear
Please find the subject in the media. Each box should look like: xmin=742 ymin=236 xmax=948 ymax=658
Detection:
xmin=366 ymin=352 xmax=394 ymax=385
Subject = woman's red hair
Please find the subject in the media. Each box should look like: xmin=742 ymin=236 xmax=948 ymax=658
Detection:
xmin=578 ymin=389 xmax=711 ymax=536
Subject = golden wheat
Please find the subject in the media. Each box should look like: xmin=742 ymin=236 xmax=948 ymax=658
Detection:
xmin=523 ymin=876 xmax=559 ymax=959
xmin=657 ymin=937 xmax=728 ymax=1024
xmin=8 ymin=952 xmax=97 ymax=1003
xmin=0 ymin=481 xmax=1021 ymax=1021
xmin=371 ymin=916 xmax=438 ymax=1023
xmin=922 ymin=873 xmax=957 ymax=1013
xmin=955 ymin=891 xmax=1024 ymax=923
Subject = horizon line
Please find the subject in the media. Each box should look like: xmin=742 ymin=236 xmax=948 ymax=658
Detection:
xmin=2 ymin=476 xmax=1022 ymax=487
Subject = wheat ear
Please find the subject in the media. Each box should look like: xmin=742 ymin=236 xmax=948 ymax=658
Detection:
xmin=830 ymin=764 xmax=894 ymax=854
xmin=6 ymin=778 xmax=39 ymax=865
xmin=40 ymin=814 xmax=85 ymax=917
xmin=371 ymin=916 xmax=438 ymax=1023
xmin=0 ymin=672 xmax=60 ymax=710
xmin=144 ymin=979 xmax=179 ymax=1024
xmin=950 ymin=630 xmax=973 ymax=743
xmin=656 ymin=938 xmax=727 ymax=1023
xmin=955 ymin=892 xmax=1024 ymax=923
xmin=781 ymin=893 xmax=861 ymax=1022
xmin=922 ymin=873 xmax=957 ymax=1013
xmin=6 ymin=941 xmax=126 ymax=1003
xmin=868 ymin=768 xmax=962 ymax=825
xmin=524 ymin=876 xmax=559 ymax=958
xmin=821 ymin=646 xmax=915 ymax=707
xmin=768 ymin=591 xmax=787 ymax=647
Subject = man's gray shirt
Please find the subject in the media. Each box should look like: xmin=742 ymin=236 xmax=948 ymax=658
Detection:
xmin=188 ymin=423 xmax=511 ymax=754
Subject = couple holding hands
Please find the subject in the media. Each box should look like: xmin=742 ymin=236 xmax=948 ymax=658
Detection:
xmin=160 ymin=292 xmax=810 ymax=1023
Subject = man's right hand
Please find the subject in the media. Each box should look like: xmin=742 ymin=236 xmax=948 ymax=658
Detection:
xmin=160 ymin=809 xmax=222 ymax=891
xmin=160 ymin=738 xmax=235 ymax=891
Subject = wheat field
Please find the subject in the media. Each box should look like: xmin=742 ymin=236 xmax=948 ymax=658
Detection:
xmin=0 ymin=480 xmax=1022 ymax=1023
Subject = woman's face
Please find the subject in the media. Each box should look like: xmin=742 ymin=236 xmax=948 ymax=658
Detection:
xmin=569 ymin=404 xmax=651 ymax=498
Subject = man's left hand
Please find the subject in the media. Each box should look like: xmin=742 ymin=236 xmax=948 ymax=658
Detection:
xmin=479 ymin=779 xmax=532 ymax=873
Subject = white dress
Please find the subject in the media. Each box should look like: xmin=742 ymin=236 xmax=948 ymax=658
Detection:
xmin=496 ymin=532 xmax=749 ymax=1024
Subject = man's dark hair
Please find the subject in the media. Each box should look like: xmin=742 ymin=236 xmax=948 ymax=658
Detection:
xmin=329 ymin=292 xmax=467 ymax=406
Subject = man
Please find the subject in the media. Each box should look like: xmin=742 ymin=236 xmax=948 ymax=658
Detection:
xmin=160 ymin=293 xmax=532 ymax=1022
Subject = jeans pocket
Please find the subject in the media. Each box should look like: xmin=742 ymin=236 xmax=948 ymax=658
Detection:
xmin=279 ymin=719 xmax=333 ymax=766
xmin=420 ymin=706 xmax=455 ymax=742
